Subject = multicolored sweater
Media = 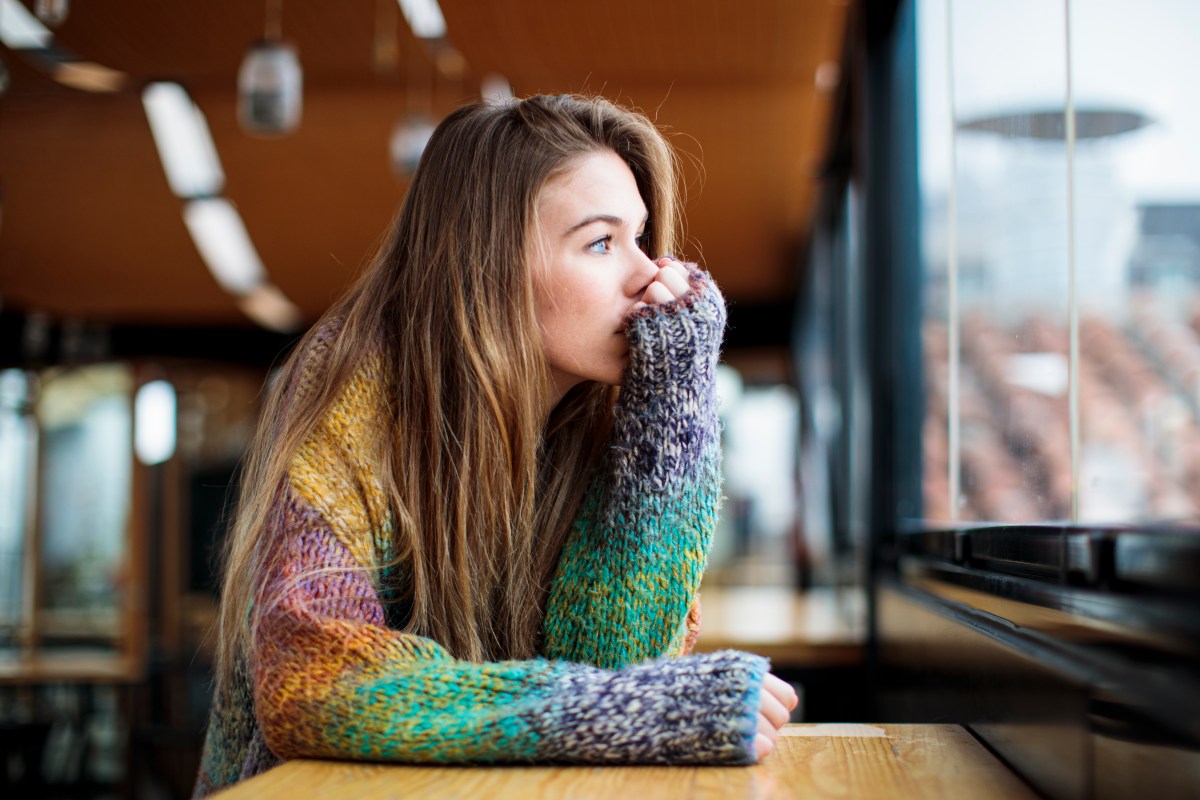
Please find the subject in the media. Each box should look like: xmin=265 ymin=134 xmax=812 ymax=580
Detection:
xmin=192 ymin=269 xmax=767 ymax=797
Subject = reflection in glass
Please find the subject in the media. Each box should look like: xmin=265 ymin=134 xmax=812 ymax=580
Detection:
xmin=37 ymin=364 xmax=132 ymax=642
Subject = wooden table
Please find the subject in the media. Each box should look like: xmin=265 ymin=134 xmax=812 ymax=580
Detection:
xmin=214 ymin=724 xmax=1036 ymax=799
xmin=693 ymin=586 xmax=866 ymax=667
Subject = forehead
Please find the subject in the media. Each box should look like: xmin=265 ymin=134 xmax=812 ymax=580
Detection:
xmin=536 ymin=150 xmax=646 ymax=224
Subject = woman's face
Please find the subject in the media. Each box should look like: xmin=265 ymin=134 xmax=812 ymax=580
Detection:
xmin=531 ymin=149 xmax=661 ymax=402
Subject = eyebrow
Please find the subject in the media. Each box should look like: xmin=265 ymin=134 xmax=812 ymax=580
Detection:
xmin=562 ymin=212 xmax=649 ymax=238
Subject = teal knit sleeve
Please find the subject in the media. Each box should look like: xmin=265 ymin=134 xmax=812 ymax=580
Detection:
xmin=541 ymin=266 xmax=727 ymax=669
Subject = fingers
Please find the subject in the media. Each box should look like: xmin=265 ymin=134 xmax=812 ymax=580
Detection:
xmin=639 ymin=257 xmax=692 ymax=307
xmin=755 ymin=732 xmax=775 ymax=761
xmin=656 ymin=255 xmax=690 ymax=280
xmin=760 ymin=686 xmax=790 ymax=731
xmin=756 ymin=711 xmax=779 ymax=761
xmin=640 ymin=281 xmax=676 ymax=306
xmin=754 ymin=674 xmax=797 ymax=763
xmin=763 ymin=673 xmax=799 ymax=713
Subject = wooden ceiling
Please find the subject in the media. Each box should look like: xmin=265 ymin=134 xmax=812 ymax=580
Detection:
xmin=0 ymin=0 xmax=847 ymax=328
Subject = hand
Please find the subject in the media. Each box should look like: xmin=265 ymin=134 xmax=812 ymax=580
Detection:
xmin=755 ymin=672 xmax=798 ymax=761
xmin=633 ymin=257 xmax=691 ymax=312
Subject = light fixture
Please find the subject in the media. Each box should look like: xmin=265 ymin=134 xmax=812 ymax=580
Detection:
xmin=34 ymin=0 xmax=67 ymax=28
xmin=237 ymin=283 xmax=304 ymax=333
xmin=182 ymin=198 xmax=266 ymax=294
xmin=54 ymin=60 xmax=126 ymax=93
xmin=397 ymin=0 xmax=446 ymax=40
xmin=142 ymin=82 xmax=225 ymax=198
xmin=135 ymin=379 xmax=176 ymax=466
xmin=390 ymin=113 xmax=435 ymax=177
xmin=0 ymin=0 xmax=52 ymax=49
xmin=238 ymin=0 xmax=302 ymax=136
xmin=481 ymin=73 xmax=513 ymax=105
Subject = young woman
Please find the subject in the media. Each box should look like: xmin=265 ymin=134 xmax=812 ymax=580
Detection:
xmin=193 ymin=93 xmax=796 ymax=797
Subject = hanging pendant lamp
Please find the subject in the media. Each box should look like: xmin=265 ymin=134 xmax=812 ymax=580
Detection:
xmin=34 ymin=0 xmax=68 ymax=27
xmin=238 ymin=0 xmax=302 ymax=136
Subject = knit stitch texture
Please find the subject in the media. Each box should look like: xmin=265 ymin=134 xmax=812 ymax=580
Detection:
xmin=192 ymin=268 xmax=766 ymax=797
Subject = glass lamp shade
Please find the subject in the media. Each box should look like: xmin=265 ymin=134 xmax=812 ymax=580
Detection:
xmin=35 ymin=0 xmax=69 ymax=27
xmin=237 ymin=40 xmax=303 ymax=136
xmin=390 ymin=114 xmax=436 ymax=177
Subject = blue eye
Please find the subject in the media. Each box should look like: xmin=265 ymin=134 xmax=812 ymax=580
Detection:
xmin=635 ymin=231 xmax=650 ymax=252
xmin=587 ymin=235 xmax=613 ymax=254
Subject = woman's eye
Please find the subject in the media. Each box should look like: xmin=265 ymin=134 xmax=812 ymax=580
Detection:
xmin=635 ymin=231 xmax=650 ymax=252
xmin=587 ymin=235 xmax=612 ymax=254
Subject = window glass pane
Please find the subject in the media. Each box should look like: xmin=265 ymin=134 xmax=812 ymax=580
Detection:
xmin=0 ymin=370 xmax=35 ymax=642
xmin=1072 ymin=0 xmax=1200 ymax=522
xmin=920 ymin=0 xmax=1072 ymax=523
xmin=37 ymin=364 xmax=133 ymax=643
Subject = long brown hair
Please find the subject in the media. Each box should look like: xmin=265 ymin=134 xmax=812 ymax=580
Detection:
xmin=214 ymin=94 xmax=681 ymax=694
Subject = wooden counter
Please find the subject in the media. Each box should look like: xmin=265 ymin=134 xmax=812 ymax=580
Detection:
xmin=0 ymin=650 xmax=142 ymax=685
xmin=693 ymin=586 xmax=866 ymax=667
xmin=213 ymin=724 xmax=1036 ymax=799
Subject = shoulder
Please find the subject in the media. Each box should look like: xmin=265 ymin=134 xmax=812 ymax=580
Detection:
xmin=284 ymin=319 xmax=394 ymax=562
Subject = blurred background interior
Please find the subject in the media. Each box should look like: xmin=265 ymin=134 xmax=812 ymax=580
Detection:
xmin=1 ymin=0 xmax=1198 ymax=798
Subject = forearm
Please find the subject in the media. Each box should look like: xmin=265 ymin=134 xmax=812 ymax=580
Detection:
xmin=253 ymin=606 xmax=764 ymax=766
xmin=253 ymin=479 xmax=760 ymax=766
xmin=542 ymin=268 xmax=727 ymax=669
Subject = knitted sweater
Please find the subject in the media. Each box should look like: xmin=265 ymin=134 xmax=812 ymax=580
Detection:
xmin=192 ymin=268 xmax=767 ymax=797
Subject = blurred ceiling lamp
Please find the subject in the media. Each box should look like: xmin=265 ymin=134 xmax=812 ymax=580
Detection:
xmin=389 ymin=1 xmax=443 ymax=179
xmin=397 ymin=0 xmax=446 ymax=39
xmin=34 ymin=0 xmax=67 ymax=27
xmin=142 ymin=81 xmax=225 ymax=198
xmin=135 ymin=379 xmax=176 ymax=466
xmin=0 ymin=0 xmax=127 ymax=92
xmin=390 ymin=113 xmax=435 ymax=178
xmin=54 ymin=60 xmax=126 ymax=92
xmin=481 ymin=73 xmax=513 ymax=105
xmin=814 ymin=61 xmax=840 ymax=94
xmin=0 ymin=0 xmax=52 ymax=49
xmin=237 ymin=283 xmax=304 ymax=333
xmin=182 ymin=198 xmax=266 ymax=294
xmin=0 ymin=1 xmax=8 ymax=96
xmin=238 ymin=0 xmax=302 ymax=136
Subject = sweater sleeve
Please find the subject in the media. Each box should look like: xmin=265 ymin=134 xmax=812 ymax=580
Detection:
xmin=540 ymin=266 xmax=727 ymax=669
xmin=250 ymin=481 xmax=766 ymax=767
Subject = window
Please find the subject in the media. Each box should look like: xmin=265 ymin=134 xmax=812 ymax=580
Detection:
xmin=919 ymin=0 xmax=1200 ymax=526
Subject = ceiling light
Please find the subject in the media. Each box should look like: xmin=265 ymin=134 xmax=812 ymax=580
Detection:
xmin=182 ymin=198 xmax=266 ymax=294
xmin=54 ymin=60 xmax=126 ymax=92
xmin=237 ymin=283 xmax=304 ymax=333
xmin=34 ymin=0 xmax=68 ymax=28
xmin=0 ymin=0 xmax=53 ymax=49
xmin=481 ymin=73 xmax=513 ymax=105
xmin=142 ymin=82 xmax=225 ymax=199
xmin=135 ymin=379 xmax=176 ymax=466
xmin=390 ymin=113 xmax=436 ymax=177
xmin=238 ymin=39 xmax=303 ymax=136
xmin=397 ymin=0 xmax=446 ymax=39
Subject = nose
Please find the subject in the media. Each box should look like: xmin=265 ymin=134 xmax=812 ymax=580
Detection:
xmin=624 ymin=247 xmax=661 ymax=299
